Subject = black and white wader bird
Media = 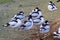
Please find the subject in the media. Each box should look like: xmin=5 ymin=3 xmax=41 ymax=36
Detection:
xmin=48 ymin=1 xmax=57 ymax=11
xmin=18 ymin=15 xmax=33 ymax=30
xmin=40 ymin=20 xmax=50 ymax=33
xmin=30 ymin=7 xmax=42 ymax=19
xmin=11 ymin=11 xmax=25 ymax=21
xmin=3 ymin=17 xmax=22 ymax=28
xmin=33 ymin=16 xmax=45 ymax=25
xmin=53 ymin=28 xmax=60 ymax=38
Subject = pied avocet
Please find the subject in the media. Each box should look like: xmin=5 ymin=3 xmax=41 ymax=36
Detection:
xmin=33 ymin=16 xmax=45 ymax=25
xmin=3 ymin=17 xmax=22 ymax=28
xmin=48 ymin=1 xmax=57 ymax=11
xmin=40 ymin=20 xmax=50 ymax=33
xmin=11 ymin=11 xmax=25 ymax=21
xmin=53 ymin=28 xmax=60 ymax=38
xmin=18 ymin=15 xmax=33 ymax=30
xmin=30 ymin=7 xmax=42 ymax=19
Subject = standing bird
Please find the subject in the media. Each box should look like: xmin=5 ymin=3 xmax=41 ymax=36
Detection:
xmin=3 ymin=17 xmax=22 ymax=28
xmin=33 ymin=16 xmax=45 ymax=25
xmin=18 ymin=15 xmax=33 ymax=30
xmin=30 ymin=7 xmax=42 ymax=19
xmin=53 ymin=28 xmax=60 ymax=38
xmin=11 ymin=11 xmax=25 ymax=21
xmin=40 ymin=20 xmax=50 ymax=33
xmin=48 ymin=1 xmax=57 ymax=11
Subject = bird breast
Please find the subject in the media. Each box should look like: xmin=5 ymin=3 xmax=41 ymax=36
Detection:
xmin=33 ymin=19 xmax=40 ymax=23
xmin=31 ymin=13 xmax=39 ymax=17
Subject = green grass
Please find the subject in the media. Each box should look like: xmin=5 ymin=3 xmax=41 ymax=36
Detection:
xmin=0 ymin=0 xmax=12 ymax=4
xmin=0 ymin=0 xmax=60 ymax=40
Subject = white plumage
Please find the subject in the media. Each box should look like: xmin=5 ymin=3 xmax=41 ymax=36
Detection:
xmin=3 ymin=19 xmax=22 ymax=28
xmin=48 ymin=1 xmax=57 ymax=11
xmin=11 ymin=11 xmax=25 ymax=21
xmin=24 ymin=19 xmax=33 ymax=30
xmin=18 ymin=15 xmax=33 ymax=30
xmin=33 ymin=16 xmax=45 ymax=25
xmin=53 ymin=28 xmax=60 ymax=36
xmin=40 ymin=20 xmax=50 ymax=33
xmin=30 ymin=7 xmax=42 ymax=19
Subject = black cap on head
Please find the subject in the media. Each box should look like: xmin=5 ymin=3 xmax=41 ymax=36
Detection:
xmin=35 ymin=7 xmax=39 ymax=9
xmin=3 ymin=23 xmax=10 ymax=27
xmin=40 ymin=16 xmax=43 ymax=18
xmin=35 ymin=7 xmax=41 ymax=11
xmin=50 ymin=1 xmax=53 ymax=3
xmin=17 ymin=11 xmax=24 ymax=15
xmin=45 ymin=20 xmax=48 ymax=23
xmin=19 ymin=11 xmax=24 ymax=13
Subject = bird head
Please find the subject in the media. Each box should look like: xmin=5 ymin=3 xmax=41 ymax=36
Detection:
xmin=3 ymin=23 xmax=10 ymax=27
